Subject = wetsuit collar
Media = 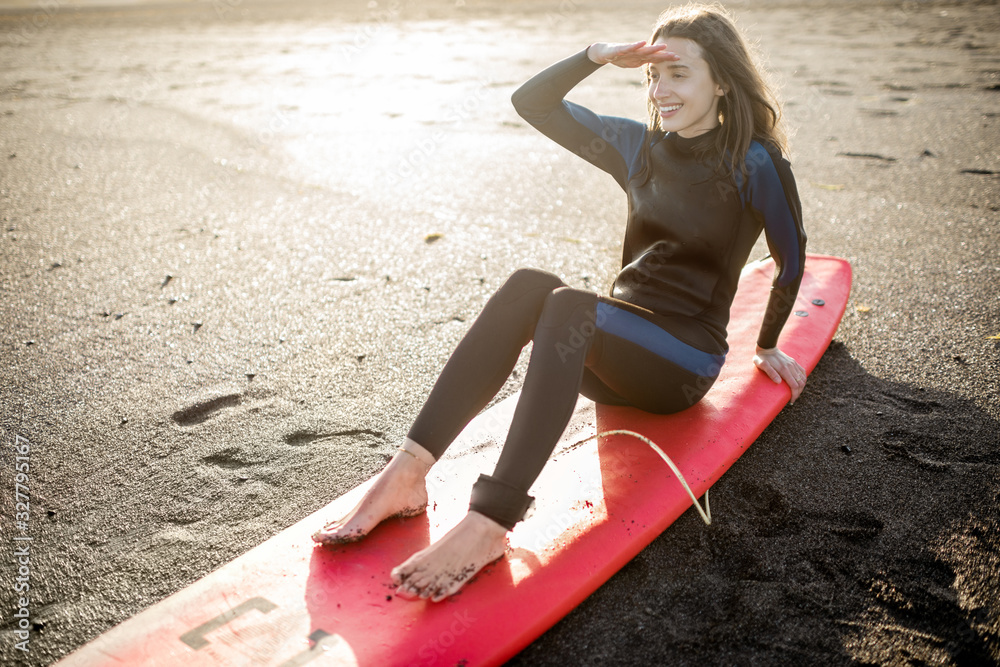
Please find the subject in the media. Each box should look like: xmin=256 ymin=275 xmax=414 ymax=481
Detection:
xmin=665 ymin=124 xmax=721 ymax=153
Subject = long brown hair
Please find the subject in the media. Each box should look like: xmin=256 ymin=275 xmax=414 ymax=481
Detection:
xmin=636 ymin=3 xmax=787 ymax=183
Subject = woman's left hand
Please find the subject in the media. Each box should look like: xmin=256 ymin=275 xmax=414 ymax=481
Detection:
xmin=753 ymin=346 xmax=806 ymax=403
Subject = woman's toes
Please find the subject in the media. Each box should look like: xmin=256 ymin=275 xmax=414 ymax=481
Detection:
xmin=311 ymin=523 xmax=362 ymax=545
xmin=389 ymin=513 xmax=508 ymax=601
xmin=311 ymin=526 xmax=336 ymax=543
xmin=424 ymin=579 xmax=448 ymax=601
xmin=393 ymin=582 xmax=418 ymax=599
xmin=394 ymin=575 xmax=430 ymax=600
xmin=389 ymin=562 xmax=412 ymax=586
xmin=430 ymin=585 xmax=452 ymax=603
xmin=391 ymin=561 xmax=423 ymax=591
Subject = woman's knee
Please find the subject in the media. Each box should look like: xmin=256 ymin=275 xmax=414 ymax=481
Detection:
xmin=535 ymin=287 xmax=601 ymax=364
xmin=538 ymin=286 xmax=598 ymax=329
xmin=495 ymin=268 xmax=565 ymax=306
xmin=506 ymin=267 xmax=564 ymax=292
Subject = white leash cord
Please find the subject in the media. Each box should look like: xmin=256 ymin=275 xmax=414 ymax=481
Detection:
xmin=578 ymin=429 xmax=712 ymax=526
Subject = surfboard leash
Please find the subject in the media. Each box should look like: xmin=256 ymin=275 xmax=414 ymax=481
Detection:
xmin=577 ymin=429 xmax=712 ymax=526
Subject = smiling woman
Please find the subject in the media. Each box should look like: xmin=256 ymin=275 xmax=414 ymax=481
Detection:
xmin=644 ymin=39 xmax=726 ymax=138
xmin=311 ymin=2 xmax=807 ymax=603
xmin=604 ymin=4 xmax=788 ymax=184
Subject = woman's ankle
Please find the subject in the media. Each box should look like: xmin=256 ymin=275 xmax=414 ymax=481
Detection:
xmin=385 ymin=438 xmax=435 ymax=480
xmin=397 ymin=438 xmax=436 ymax=467
xmin=467 ymin=510 xmax=511 ymax=535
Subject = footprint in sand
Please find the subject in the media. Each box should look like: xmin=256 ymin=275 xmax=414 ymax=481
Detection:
xmin=860 ymin=108 xmax=900 ymax=117
xmin=283 ymin=428 xmax=385 ymax=447
xmin=838 ymin=151 xmax=897 ymax=163
xmin=879 ymin=389 xmax=941 ymax=415
xmin=172 ymin=393 xmax=243 ymax=426
xmin=172 ymin=386 xmax=276 ymax=427
xmin=200 ymin=446 xmax=255 ymax=469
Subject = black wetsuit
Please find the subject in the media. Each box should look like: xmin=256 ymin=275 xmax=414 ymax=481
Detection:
xmin=407 ymin=48 xmax=807 ymax=529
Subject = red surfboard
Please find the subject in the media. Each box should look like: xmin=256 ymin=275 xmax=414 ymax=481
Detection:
xmin=56 ymin=254 xmax=850 ymax=667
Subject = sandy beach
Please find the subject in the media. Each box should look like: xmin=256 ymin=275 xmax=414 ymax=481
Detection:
xmin=1 ymin=0 xmax=998 ymax=663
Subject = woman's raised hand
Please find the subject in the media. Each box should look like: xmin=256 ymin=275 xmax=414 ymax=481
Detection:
xmin=587 ymin=41 xmax=679 ymax=68
xmin=753 ymin=346 xmax=807 ymax=404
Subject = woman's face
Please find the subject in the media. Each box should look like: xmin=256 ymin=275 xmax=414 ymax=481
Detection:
xmin=647 ymin=36 xmax=725 ymax=138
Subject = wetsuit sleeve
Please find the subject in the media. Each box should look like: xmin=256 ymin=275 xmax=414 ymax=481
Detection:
xmin=744 ymin=142 xmax=808 ymax=350
xmin=511 ymin=48 xmax=648 ymax=190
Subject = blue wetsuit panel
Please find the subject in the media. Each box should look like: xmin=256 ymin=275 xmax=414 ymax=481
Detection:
xmin=596 ymin=302 xmax=726 ymax=377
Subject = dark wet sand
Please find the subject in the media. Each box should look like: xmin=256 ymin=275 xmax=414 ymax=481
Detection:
xmin=1 ymin=0 xmax=998 ymax=664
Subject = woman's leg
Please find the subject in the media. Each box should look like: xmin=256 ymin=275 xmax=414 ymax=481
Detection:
xmin=472 ymin=286 xmax=603 ymax=526
xmin=391 ymin=286 xmax=603 ymax=601
xmin=392 ymin=292 xmax=722 ymax=600
xmin=407 ymin=268 xmax=567 ymax=458
xmin=472 ymin=293 xmax=723 ymax=529
xmin=313 ymin=268 xmax=565 ymax=545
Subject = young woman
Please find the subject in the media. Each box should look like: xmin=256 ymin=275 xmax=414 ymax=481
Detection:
xmin=312 ymin=4 xmax=807 ymax=602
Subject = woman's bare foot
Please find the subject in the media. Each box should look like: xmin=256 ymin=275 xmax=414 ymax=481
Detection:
xmin=391 ymin=511 xmax=507 ymax=602
xmin=311 ymin=439 xmax=433 ymax=545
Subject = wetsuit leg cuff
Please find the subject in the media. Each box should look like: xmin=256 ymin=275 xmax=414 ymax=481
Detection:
xmin=469 ymin=474 xmax=535 ymax=531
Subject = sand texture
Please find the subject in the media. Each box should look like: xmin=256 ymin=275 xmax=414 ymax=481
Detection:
xmin=1 ymin=0 xmax=998 ymax=664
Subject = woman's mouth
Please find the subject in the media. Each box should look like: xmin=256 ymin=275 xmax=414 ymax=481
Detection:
xmin=659 ymin=104 xmax=682 ymax=117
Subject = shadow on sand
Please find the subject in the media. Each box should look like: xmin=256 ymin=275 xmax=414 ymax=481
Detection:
xmin=510 ymin=341 xmax=1000 ymax=665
